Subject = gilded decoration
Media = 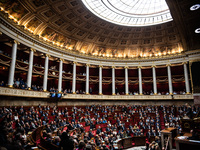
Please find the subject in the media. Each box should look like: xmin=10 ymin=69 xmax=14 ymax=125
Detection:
xmin=25 ymin=17 xmax=42 ymax=32
xmin=0 ymin=0 xmax=192 ymax=61
xmin=0 ymin=0 xmax=28 ymax=21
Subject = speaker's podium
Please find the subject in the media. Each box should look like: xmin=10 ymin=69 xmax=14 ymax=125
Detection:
xmin=175 ymin=118 xmax=200 ymax=150
xmin=161 ymin=127 xmax=177 ymax=150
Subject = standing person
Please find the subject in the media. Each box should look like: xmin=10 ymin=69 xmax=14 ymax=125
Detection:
xmin=60 ymin=132 xmax=74 ymax=150
xmin=89 ymin=87 xmax=92 ymax=94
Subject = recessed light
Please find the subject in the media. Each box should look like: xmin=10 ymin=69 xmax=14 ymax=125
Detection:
xmin=190 ymin=4 xmax=200 ymax=11
xmin=195 ymin=28 xmax=200 ymax=33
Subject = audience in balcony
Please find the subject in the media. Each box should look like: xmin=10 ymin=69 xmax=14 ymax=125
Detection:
xmin=0 ymin=81 xmax=5 ymax=86
xmin=0 ymin=78 xmax=188 ymax=96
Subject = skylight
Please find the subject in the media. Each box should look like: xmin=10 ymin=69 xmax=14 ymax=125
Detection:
xmin=82 ymin=0 xmax=173 ymax=26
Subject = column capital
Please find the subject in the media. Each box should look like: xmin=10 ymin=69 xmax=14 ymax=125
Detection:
xmin=151 ymin=65 xmax=156 ymax=68
xmin=166 ymin=64 xmax=171 ymax=66
xmin=99 ymin=65 xmax=103 ymax=68
xmin=112 ymin=66 xmax=116 ymax=69
xmin=182 ymin=62 xmax=188 ymax=65
xmin=30 ymin=48 xmax=36 ymax=52
xmin=0 ymin=31 xmax=2 ymax=35
xmin=137 ymin=66 xmax=142 ymax=69
xmin=124 ymin=66 xmax=129 ymax=69
xmin=14 ymin=40 xmax=20 ymax=45
xmin=73 ymin=61 xmax=77 ymax=64
xmin=45 ymin=54 xmax=51 ymax=57
xmin=59 ymin=58 xmax=64 ymax=62
xmin=86 ymin=64 xmax=90 ymax=67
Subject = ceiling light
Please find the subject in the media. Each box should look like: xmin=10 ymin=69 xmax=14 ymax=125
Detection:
xmin=195 ymin=28 xmax=200 ymax=33
xmin=190 ymin=4 xmax=200 ymax=11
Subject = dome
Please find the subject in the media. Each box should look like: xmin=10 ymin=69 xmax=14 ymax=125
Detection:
xmin=0 ymin=0 xmax=199 ymax=61
xmin=82 ymin=0 xmax=173 ymax=26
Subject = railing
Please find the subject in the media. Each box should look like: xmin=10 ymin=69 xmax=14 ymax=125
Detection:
xmin=0 ymin=87 xmax=194 ymax=100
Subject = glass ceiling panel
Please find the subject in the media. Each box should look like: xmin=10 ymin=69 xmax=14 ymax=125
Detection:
xmin=81 ymin=0 xmax=173 ymax=26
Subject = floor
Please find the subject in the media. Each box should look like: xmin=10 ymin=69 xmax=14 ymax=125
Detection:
xmin=124 ymin=146 xmax=146 ymax=150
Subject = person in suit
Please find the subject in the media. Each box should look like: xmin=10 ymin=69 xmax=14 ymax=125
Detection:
xmin=60 ymin=132 xmax=75 ymax=150
xmin=96 ymin=126 xmax=102 ymax=134
xmin=146 ymin=130 xmax=151 ymax=141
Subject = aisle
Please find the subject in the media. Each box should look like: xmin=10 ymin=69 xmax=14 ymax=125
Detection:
xmin=124 ymin=146 xmax=146 ymax=150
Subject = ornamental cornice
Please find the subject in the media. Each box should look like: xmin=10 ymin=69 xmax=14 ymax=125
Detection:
xmin=0 ymin=14 xmax=200 ymax=67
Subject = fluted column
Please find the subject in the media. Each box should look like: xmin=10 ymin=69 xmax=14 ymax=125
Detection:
xmin=72 ymin=62 xmax=77 ymax=94
xmin=183 ymin=62 xmax=190 ymax=94
xmin=167 ymin=64 xmax=173 ymax=94
xmin=43 ymin=54 xmax=50 ymax=92
xmin=99 ymin=65 xmax=103 ymax=95
xmin=85 ymin=64 xmax=90 ymax=94
xmin=112 ymin=66 xmax=116 ymax=95
xmin=27 ymin=48 xmax=35 ymax=89
xmin=125 ymin=66 xmax=129 ymax=95
xmin=152 ymin=66 xmax=157 ymax=94
xmin=138 ymin=66 xmax=143 ymax=95
xmin=8 ymin=40 xmax=20 ymax=87
xmin=58 ymin=59 xmax=63 ymax=93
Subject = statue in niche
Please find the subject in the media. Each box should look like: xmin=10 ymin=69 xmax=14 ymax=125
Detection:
xmin=111 ymin=49 xmax=117 ymax=56
xmin=99 ymin=47 xmax=106 ymax=54
xmin=167 ymin=45 xmax=173 ymax=52
xmin=159 ymin=46 xmax=167 ymax=52
xmin=48 ymin=32 xmax=57 ymax=41
xmin=63 ymin=38 xmax=71 ymax=47
xmin=1 ymin=0 xmax=28 ymax=20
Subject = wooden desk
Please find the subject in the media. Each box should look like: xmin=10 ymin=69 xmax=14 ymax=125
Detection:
xmin=133 ymin=136 xmax=146 ymax=146
xmin=175 ymin=134 xmax=200 ymax=150
xmin=123 ymin=137 xmax=132 ymax=149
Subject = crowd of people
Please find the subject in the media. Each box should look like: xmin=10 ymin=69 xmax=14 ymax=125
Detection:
xmin=0 ymin=104 xmax=199 ymax=150
xmin=0 ymin=79 xmax=187 ymax=96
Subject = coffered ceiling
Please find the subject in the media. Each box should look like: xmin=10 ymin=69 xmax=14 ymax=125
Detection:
xmin=0 ymin=0 xmax=199 ymax=59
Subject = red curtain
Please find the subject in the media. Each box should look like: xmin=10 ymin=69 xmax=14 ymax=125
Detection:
xmin=116 ymin=69 xmax=124 ymax=77
xmin=171 ymin=65 xmax=184 ymax=75
xmin=142 ymin=68 xmax=152 ymax=77
xmin=156 ymin=67 xmax=167 ymax=76
xmin=102 ymin=69 xmax=112 ymax=77
xmin=128 ymin=69 xmax=138 ymax=77
xmin=102 ymin=83 xmax=112 ymax=95
xmin=90 ymin=68 xmax=99 ymax=76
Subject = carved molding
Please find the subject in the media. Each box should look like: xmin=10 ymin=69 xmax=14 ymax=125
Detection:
xmin=0 ymin=87 xmax=194 ymax=100
xmin=0 ymin=16 xmax=200 ymax=67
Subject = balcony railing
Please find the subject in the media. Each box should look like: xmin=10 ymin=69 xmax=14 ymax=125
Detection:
xmin=0 ymin=87 xmax=194 ymax=100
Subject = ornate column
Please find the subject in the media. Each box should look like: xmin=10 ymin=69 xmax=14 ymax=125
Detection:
xmin=152 ymin=66 xmax=157 ymax=94
xmin=99 ymin=65 xmax=103 ymax=95
xmin=27 ymin=48 xmax=35 ymax=89
xmin=58 ymin=59 xmax=63 ymax=93
xmin=138 ymin=66 xmax=143 ymax=95
xmin=43 ymin=54 xmax=50 ymax=92
xmin=183 ymin=62 xmax=190 ymax=94
xmin=8 ymin=40 xmax=20 ymax=87
xmin=167 ymin=64 xmax=173 ymax=94
xmin=112 ymin=66 xmax=116 ymax=95
xmin=72 ymin=62 xmax=77 ymax=94
xmin=85 ymin=64 xmax=90 ymax=94
xmin=124 ymin=66 xmax=129 ymax=95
